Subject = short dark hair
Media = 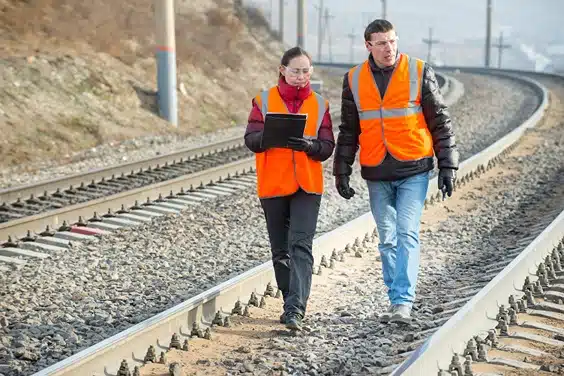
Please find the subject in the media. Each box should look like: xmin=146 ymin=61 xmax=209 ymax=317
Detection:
xmin=364 ymin=19 xmax=394 ymax=41
xmin=279 ymin=46 xmax=312 ymax=77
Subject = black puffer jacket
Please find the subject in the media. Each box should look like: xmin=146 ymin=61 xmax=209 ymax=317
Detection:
xmin=332 ymin=53 xmax=459 ymax=181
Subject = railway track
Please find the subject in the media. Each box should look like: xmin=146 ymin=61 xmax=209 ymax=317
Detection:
xmin=0 ymin=71 xmax=458 ymax=230
xmin=397 ymin=210 xmax=564 ymax=376
xmin=391 ymin=70 xmax=564 ymax=376
xmin=14 ymin=68 xmax=553 ymax=376
xmin=0 ymin=73 xmax=457 ymax=269
xmin=0 ymin=137 xmax=251 ymax=224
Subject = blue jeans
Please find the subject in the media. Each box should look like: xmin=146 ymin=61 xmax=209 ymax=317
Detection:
xmin=366 ymin=171 xmax=429 ymax=307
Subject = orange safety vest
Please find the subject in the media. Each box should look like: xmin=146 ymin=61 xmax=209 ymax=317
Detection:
xmin=253 ymin=86 xmax=327 ymax=199
xmin=348 ymin=53 xmax=434 ymax=167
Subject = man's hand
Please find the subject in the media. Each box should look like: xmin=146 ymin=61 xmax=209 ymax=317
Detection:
xmin=335 ymin=175 xmax=356 ymax=199
xmin=287 ymin=137 xmax=315 ymax=153
xmin=438 ymin=168 xmax=456 ymax=200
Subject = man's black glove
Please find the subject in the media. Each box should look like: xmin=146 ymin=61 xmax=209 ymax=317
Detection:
xmin=335 ymin=175 xmax=355 ymax=199
xmin=438 ymin=168 xmax=456 ymax=200
xmin=287 ymin=137 xmax=317 ymax=153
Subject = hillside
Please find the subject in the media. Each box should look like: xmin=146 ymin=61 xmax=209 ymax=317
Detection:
xmin=0 ymin=0 xmax=341 ymax=170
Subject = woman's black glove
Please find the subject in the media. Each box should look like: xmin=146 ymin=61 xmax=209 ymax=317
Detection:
xmin=287 ymin=137 xmax=318 ymax=153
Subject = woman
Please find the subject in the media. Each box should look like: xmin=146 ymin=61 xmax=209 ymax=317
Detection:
xmin=244 ymin=47 xmax=335 ymax=330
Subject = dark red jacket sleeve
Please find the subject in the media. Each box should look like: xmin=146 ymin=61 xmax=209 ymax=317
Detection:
xmin=308 ymin=105 xmax=335 ymax=162
xmin=244 ymin=99 xmax=266 ymax=153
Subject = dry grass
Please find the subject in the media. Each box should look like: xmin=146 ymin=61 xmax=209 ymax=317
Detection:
xmin=0 ymin=0 xmax=258 ymax=69
xmin=0 ymin=0 xmax=312 ymax=168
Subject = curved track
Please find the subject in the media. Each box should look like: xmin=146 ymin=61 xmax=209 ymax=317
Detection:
xmin=0 ymin=74 xmax=456 ymax=254
xmin=14 ymin=68 xmax=556 ymax=376
xmin=1 ymin=71 xmax=457 ymax=224
xmin=393 ymin=70 xmax=564 ymax=376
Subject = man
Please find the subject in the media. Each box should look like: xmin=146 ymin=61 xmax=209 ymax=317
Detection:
xmin=333 ymin=19 xmax=459 ymax=323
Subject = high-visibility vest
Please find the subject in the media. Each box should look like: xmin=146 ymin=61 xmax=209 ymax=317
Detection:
xmin=348 ymin=53 xmax=434 ymax=166
xmin=253 ymin=86 xmax=327 ymax=199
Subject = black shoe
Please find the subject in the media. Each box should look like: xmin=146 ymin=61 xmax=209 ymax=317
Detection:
xmin=285 ymin=312 xmax=303 ymax=331
xmin=280 ymin=312 xmax=287 ymax=324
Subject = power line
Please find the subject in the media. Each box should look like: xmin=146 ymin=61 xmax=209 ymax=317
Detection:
xmin=361 ymin=12 xmax=378 ymax=28
xmin=314 ymin=0 xmax=324 ymax=61
xmin=422 ymin=27 xmax=440 ymax=63
xmin=492 ymin=31 xmax=511 ymax=68
xmin=269 ymin=0 xmax=273 ymax=27
xmin=323 ymin=8 xmax=335 ymax=62
xmin=347 ymin=29 xmax=355 ymax=64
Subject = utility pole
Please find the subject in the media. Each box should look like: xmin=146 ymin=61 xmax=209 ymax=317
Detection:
xmin=269 ymin=0 xmax=273 ymax=27
xmin=381 ymin=0 xmax=387 ymax=20
xmin=315 ymin=0 xmax=324 ymax=61
xmin=279 ymin=0 xmax=284 ymax=42
xmin=297 ymin=0 xmax=306 ymax=49
xmin=323 ymin=8 xmax=334 ymax=62
xmin=492 ymin=31 xmax=511 ymax=68
xmin=347 ymin=29 xmax=355 ymax=64
xmin=422 ymin=27 xmax=440 ymax=63
xmin=362 ymin=12 xmax=377 ymax=28
xmin=485 ymin=0 xmax=492 ymax=67
xmin=154 ymin=0 xmax=178 ymax=126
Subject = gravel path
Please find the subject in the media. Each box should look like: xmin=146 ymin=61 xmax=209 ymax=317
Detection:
xmin=0 ymin=72 xmax=544 ymax=376
xmin=219 ymin=74 xmax=564 ymax=376
xmin=144 ymin=75 xmax=564 ymax=376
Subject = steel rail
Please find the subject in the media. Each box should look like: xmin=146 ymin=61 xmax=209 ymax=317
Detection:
xmin=0 ymin=138 xmax=246 ymax=205
xmin=389 ymin=71 xmax=564 ymax=376
xmin=0 ymin=158 xmax=255 ymax=241
xmin=0 ymin=73 xmax=451 ymax=232
xmin=32 ymin=195 xmax=379 ymax=376
xmin=0 ymin=112 xmax=348 ymax=234
xmin=393 ymin=210 xmax=564 ymax=376
xmin=0 ymin=74 xmax=455 ymax=243
xmin=30 ymin=68 xmax=548 ymax=376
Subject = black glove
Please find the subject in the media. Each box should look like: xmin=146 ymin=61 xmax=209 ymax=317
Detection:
xmin=244 ymin=131 xmax=265 ymax=153
xmin=287 ymin=137 xmax=316 ymax=153
xmin=335 ymin=175 xmax=355 ymax=199
xmin=438 ymin=168 xmax=456 ymax=200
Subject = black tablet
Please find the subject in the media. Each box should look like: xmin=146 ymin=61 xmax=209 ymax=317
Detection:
xmin=260 ymin=112 xmax=308 ymax=149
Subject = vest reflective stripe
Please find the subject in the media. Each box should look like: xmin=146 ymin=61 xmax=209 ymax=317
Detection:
xmin=260 ymin=90 xmax=269 ymax=117
xmin=349 ymin=63 xmax=362 ymax=112
xmin=358 ymin=106 xmax=422 ymax=120
xmin=253 ymin=86 xmax=326 ymax=198
xmin=407 ymin=55 xmax=420 ymax=103
xmin=348 ymin=54 xmax=433 ymax=165
xmin=306 ymin=92 xmax=326 ymax=139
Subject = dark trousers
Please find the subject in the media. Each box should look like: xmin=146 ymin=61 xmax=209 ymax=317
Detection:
xmin=260 ymin=189 xmax=321 ymax=317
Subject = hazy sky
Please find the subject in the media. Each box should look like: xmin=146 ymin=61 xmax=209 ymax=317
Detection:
xmin=245 ymin=0 xmax=564 ymax=69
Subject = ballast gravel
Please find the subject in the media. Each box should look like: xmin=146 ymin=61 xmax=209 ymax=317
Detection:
xmin=0 ymin=72 xmax=544 ymax=375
